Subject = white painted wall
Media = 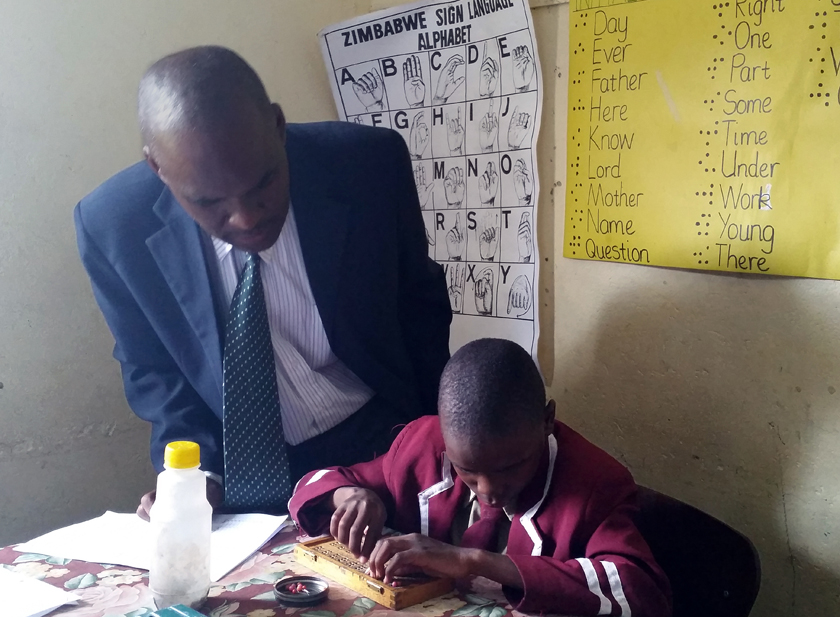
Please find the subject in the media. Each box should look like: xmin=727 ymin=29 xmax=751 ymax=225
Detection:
xmin=0 ymin=1 xmax=836 ymax=615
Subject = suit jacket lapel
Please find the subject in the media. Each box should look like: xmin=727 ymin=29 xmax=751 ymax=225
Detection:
xmin=147 ymin=189 xmax=224 ymax=413
xmin=291 ymin=179 xmax=351 ymax=340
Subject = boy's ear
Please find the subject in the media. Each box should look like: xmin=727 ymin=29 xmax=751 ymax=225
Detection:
xmin=543 ymin=400 xmax=556 ymax=436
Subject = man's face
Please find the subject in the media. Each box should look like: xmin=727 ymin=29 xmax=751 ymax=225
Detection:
xmin=443 ymin=402 xmax=555 ymax=509
xmin=146 ymin=103 xmax=291 ymax=253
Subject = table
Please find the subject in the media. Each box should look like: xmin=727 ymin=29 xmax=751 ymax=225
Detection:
xmin=1 ymin=526 xmax=523 ymax=617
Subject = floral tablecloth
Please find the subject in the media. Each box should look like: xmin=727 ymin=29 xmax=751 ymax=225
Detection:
xmin=1 ymin=527 xmax=525 ymax=617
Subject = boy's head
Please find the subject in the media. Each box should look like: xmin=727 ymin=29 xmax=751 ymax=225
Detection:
xmin=438 ymin=338 xmax=555 ymax=509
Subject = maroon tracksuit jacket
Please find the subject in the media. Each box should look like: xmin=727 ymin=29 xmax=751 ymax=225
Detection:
xmin=290 ymin=417 xmax=672 ymax=617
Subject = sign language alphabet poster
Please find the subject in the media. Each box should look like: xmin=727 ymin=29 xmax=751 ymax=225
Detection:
xmin=320 ymin=0 xmax=543 ymax=356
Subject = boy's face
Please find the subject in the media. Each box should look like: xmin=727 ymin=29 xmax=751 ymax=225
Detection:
xmin=443 ymin=401 xmax=555 ymax=509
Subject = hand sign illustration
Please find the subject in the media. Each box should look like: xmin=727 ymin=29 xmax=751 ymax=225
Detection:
xmin=414 ymin=164 xmax=434 ymax=209
xmin=409 ymin=112 xmax=430 ymax=159
xmin=479 ymin=42 xmax=499 ymax=98
xmin=425 ymin=226 xmax=435 ymax=247
xmin=507 ymin=275 xmax=532 ymax=317
xmin=479 ymin=99 xmax=499 ymax=153
xmin=513 ymin=158 xmax=533 ymax=206
xmin=447 ymin=262 xmax=465 ymax=314
xmin=444 ymin=167 xmax=465 ymax=208
xmin=474 ymin=267 xmax=494 ymax=315
xmin=446 ymin=108 xmax=464 ymax=156
xmin=446 ymin=212 xmax=464 ymax=261
xmin=478 ymin=161 xmax=498 ymax=207
xmin=508 ymin=106 xmax=531 ymax=149
xmin=518 ymin=211 xmax=533 ymax=263
xmin=478 ymin=213 xmax=499 ymax=261
xmin=433 ymin=54 xmax=465 ymax=104
xmin=512 ymin=45 xmax=535 ymax=92
xmin=352 ymin=67 xmax=385 ymax=112
xmin=403 ymin=55 xmax=425 ymax=108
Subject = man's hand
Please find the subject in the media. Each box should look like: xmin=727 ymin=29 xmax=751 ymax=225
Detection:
xmin=512 ymin=45 xmax=535 ymax=92
xmin=446 ymin=108 xmax=465 ymax=156
xmin=444 ymin=167 xmax=465 ymax=208
xmin=507 ymin=107 xmax=531 ymax=149
xmin=479 ymin=43 xmax=499 ymax=98
xmin=403 ymin=55 xmax=426 ymax=108
xmin=433 ymin=55 xmax=465 ymax=104
xmin=137 ymin=477 xmax=224 ymax=522
xmin=409 ymin=112 xmax=430 ymax=159
xmin=353 ymin=68 xmax=385 ymax=112
xmin=330 ymin=487 xmax=387 ymax=562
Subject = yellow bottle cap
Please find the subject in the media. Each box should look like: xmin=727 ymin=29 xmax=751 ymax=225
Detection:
xmin=164 ymin=441 xmax=201 ymax=469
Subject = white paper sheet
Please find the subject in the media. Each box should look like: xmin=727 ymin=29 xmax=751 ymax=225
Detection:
xmin=0 ymin=567 xmax=78 ymax=617
xmin=15 ymin=511 xmax=290 ymax=582
xmin=318 ymin=0 xmax=542 ymax=359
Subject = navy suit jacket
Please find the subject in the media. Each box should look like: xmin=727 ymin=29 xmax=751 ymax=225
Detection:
xmin=74 ymin=122 xmax=452 ymax=476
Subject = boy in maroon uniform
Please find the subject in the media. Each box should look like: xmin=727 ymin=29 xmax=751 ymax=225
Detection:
xmin=290 ymin=339 xmax=671 ymax=616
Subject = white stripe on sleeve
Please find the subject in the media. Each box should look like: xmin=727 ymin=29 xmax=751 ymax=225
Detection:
xmin=306 ymin=469 xmax=332 ymax=485
xmin=602 ymin=561 xmax=632 ymax=617
xmin=575 ymin=558 xmax=612 ymax=616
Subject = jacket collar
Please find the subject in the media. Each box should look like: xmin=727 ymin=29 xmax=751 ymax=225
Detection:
xmin=419 ymin=435 xmax=558 ymax=557
xmin=286 ymin=131 xmax=351 ymax=339
xmin=147 ymin=187 xmax=225 ymax=410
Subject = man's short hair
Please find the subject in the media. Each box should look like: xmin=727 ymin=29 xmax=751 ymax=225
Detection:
xmin=138 ymin=46 xmax=272 ymax=153
xmin=439 ymin=338 xmax=545 ymax=444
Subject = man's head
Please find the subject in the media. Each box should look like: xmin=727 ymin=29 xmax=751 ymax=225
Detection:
xmin=438 ymin=338 xmax=555 ymax=509
xmin=139 ymin=46 xmax=290 ymax=252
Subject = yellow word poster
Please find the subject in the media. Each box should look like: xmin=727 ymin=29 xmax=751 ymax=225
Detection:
xmin=565 ymin=0 xmax=840 ymax=279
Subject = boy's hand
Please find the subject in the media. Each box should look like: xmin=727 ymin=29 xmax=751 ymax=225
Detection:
xmin=330 ymin=487 xmax=387 ymax=561
xmin=367 ymin=534 xmax=471 ymax=582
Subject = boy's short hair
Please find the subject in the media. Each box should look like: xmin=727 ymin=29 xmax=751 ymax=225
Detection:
xmin=438 ymin=338 xmax=545 ymax=444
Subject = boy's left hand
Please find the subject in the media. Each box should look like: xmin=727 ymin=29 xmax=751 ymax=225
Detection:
xmin=366 ymin=533 xmax=472 ymax=582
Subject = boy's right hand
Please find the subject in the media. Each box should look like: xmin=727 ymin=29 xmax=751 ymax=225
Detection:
xmin=330 ymin=487 xmax=387 ymax=562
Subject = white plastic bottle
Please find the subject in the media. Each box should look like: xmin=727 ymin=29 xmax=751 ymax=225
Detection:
xmin=149 ymin=441 xmax=212 ymax=609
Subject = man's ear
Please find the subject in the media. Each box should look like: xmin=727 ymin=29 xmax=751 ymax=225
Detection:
xmin=143 ymin=146 xmax=163 ymax=179
xmin=271 ymin=103 xmax=287 ymax=144
xmin=543 ymin=400 xmax=556 ymax=437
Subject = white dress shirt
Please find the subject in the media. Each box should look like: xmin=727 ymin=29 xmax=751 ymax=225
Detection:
xmin=212 ymin=206 xmax=373 ymax=445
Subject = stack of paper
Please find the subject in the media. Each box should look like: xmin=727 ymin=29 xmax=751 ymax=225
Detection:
xmin=16 ymin=511 xmax=290 ymax=582
xmin=0 ymin=567 xmax=78 ymax=617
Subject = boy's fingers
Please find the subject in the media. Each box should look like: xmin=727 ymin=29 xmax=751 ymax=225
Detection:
xmin=360 ymin=519 xmax=382 ymax=560
xmin=347 ymin=509 xmax=369 ymax=556
xmin=369 ymin=536 xmax=402 ymax=579
xmin=330 ymin=508 xmax=345 ymax=542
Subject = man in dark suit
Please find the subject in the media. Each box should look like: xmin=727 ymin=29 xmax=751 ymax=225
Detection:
xmin=74 ymin=46 xmax=451 ymax=517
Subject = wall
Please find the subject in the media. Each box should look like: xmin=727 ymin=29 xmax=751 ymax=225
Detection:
xmin=0 ymin=1 xmax=837 ymax=615
xmin=532 ymin=5 xmax=840 ymax=617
